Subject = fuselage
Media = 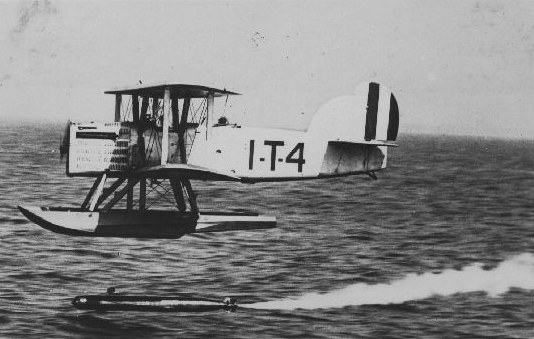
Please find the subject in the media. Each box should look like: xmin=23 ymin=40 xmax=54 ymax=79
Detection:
xmin=188 ymin=124 xmax=387 ymax=181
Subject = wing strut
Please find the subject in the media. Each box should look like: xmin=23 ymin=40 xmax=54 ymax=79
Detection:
xmin=179 ymin=97 xmax=190 ymax=163
xmin=172 ymin=96 xmax=199 ymax=217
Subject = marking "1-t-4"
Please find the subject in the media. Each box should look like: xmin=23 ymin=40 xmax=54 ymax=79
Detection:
xmin=248 ymin=140 xmax=305 ymax=172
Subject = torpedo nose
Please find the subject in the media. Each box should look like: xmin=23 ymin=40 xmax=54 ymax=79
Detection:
xmin=223 ymin=297 xmax=237 ymax=311
xmin=71 ymin=296 xmax=88 ymax=307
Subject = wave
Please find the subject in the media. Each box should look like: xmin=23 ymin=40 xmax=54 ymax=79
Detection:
xmin=243 ymin=253 xmax=534 ymax=310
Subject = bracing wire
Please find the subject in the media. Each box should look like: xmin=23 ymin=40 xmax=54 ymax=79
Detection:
xmin=223 ymin=93 xmax=229 ymax=117
xmin=121 ymin=97 xmax=132 ymax=121
xmin=130 ymin=180 xmax=174 ymax=210
xmin=145 ymin=182 xmax=174 ymax=210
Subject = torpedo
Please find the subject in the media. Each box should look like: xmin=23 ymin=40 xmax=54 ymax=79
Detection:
xmin=72 ymin=294 xmax=238 ymax=312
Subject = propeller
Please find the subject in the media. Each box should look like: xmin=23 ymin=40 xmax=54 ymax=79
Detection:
xmin=59 ymin=120 xmax=70 ymax=160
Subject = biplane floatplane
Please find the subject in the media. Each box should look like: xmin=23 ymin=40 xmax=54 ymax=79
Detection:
xmin=19 ymin=82 xmax=399 ymax=239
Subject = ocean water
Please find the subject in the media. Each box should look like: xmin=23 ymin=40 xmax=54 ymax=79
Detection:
xmin=0 ymin=121 xmax=533 ymax=338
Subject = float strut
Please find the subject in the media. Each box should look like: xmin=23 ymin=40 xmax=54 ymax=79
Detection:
xmin=139 ymin=178 xmax=146 ymax=211
xmin=81 ymin=172 xmax=106 ymax=210
xmin=102 ymin=179 xmax=140 ymax=212
xmin=88 ymin=172 xmax=107 ymax=212
xmin=170 ymin=179 xmax=187 ymax=212
xmin=182 ymin=179 xmax=199 ymax=217
xmin=94 ymin=177 xmax=126 ymax=209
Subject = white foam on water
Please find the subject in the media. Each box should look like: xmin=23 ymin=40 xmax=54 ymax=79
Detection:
xmin=243 ymin=253 xmax=534 ymax=310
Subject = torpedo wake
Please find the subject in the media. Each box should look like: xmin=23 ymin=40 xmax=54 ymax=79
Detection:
xmin=242 ymin=253 xmax=534 ymax=310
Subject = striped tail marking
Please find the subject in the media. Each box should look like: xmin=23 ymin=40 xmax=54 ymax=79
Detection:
xmin=364 ymin=82 xmax=399 ymax=142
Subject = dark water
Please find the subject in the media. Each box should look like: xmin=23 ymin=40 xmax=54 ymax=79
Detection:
xmin=1 ymin=122 xmax=533 ymax=338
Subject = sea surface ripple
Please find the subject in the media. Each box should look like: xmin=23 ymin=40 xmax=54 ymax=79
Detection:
xmin=0 ymin=122 xmax=533 ymax=338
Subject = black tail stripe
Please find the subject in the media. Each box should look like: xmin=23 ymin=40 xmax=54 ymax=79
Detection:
xmin=249 ymin=140 xmax=254 ymax=170
xmin=387 ymin=94 xmax=399 ymax=141
xmin=364 ymin=82 xmax=380 ymax=140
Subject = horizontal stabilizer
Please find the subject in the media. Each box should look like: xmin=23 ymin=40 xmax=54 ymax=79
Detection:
xmin=329 ymin=139 xmax=398 ymax=147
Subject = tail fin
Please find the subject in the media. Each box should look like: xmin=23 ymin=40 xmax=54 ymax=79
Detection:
xmin=308 ymin=82 xmax=400 ymax=176
xmin=308 ymin=82 xmax=399 ymax=144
